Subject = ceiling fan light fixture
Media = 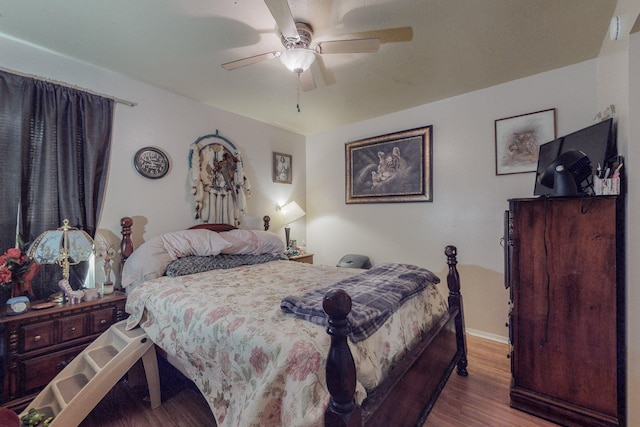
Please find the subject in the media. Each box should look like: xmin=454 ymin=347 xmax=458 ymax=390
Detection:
xmin=279 ymin=48 xmax=316 ymax=73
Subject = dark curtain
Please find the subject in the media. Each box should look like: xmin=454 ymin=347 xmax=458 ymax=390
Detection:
xmin=0 ymin=72 xmax=30 ymax=253
xmin=0 ymin=70 xmax=114 ymax=298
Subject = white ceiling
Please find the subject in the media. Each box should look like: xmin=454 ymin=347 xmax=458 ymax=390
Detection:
xmin=0 ymin=0 xmax=617 ymax=135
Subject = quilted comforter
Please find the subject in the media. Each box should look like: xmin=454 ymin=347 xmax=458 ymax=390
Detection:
xmin=125 ymin=260 xmax=447 ymax=427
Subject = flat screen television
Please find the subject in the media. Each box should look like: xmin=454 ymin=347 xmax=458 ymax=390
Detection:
xmin=533 ymin=118 xmax=615 ymax=196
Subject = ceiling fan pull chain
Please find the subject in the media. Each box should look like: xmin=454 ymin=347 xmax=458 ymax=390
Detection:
xmin=296 ymin=72 xmax=301 ymax=113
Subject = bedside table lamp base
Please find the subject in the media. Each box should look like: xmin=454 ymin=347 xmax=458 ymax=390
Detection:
xmin=285 ymin=225 xmax=292 ymax=249
xmin=279 ymin=201 xmax=305 ymax=249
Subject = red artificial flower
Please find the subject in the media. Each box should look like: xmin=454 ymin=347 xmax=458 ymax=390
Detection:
xmin=0 ymin=267 xmax=12 ymax=284
xmin=0 ymin=242 xmax=34 ymax=287
xmin=5 ymin=248 xmax=22 ymax=259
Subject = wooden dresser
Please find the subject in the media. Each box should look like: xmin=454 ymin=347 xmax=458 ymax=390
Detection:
xmin=506 ymin=197 xmax=625 ymax=427
xmin=0 ymin=292 xmax=127 ymax=411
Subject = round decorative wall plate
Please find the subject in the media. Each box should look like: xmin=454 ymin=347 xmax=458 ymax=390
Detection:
xmin=134 ymin=147 xmax=170 ymax=179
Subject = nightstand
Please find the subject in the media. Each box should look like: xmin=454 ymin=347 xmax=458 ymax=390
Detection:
xmin=0 ymin=292 xmax=127 ymax=411
xmin=289 ymin=253 xmax=314 ymax=264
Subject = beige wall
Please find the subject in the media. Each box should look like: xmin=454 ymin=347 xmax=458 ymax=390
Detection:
xmin=596 ymin=2 xmax=640 ymax=425
xmin=306 ymin=61 xmax=598 ymax=341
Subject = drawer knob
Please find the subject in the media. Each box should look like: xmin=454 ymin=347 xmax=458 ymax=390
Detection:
xmin=100 ymin=319 xmax=107 ymax=325
xmin=34 ymin=335 xmax=41 ymax=342
xmin=70 ymin=327 xmax=76 ymax=332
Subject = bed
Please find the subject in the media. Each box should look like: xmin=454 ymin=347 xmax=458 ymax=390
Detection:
xmin=118 ymin=217 xmax=468 ymax=427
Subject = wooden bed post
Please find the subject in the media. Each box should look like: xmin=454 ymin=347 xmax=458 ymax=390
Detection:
xmin=120 ymin=217 xmax=134 ymax=264
xmin=445 ymin=245 xmax=468 ymax=376
xmin=323 ymin=289 xmax=363 ymax=427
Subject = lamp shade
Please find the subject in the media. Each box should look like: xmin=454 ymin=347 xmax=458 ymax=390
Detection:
xmin=279 ymin=48 xmax=316 ymax=73
xmin=280 ymin=201 xmax=306 ymax=225
xmin=28 ymin=219 xmax=94 ymax=280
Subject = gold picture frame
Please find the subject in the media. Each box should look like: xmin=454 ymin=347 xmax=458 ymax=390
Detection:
xmin=345 ymin=126 xmax=433 ymax=204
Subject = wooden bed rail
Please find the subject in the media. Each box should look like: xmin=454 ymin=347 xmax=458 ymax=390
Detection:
xmin=323 ymin=245 xmax=467 ymax=427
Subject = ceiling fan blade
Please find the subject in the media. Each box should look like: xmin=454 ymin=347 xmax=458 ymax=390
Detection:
xmin=264 ymin=0 xmax=299 ymax=41
xmin=221 ymin=52 xmax=280 ymax=70
xmin=299 ymin=68 xmax=316 ymax=92
xmin=341 ymin=26 xmax=413 ymax=44
xmin=315 ymin=55 xmax=336 ymax=87
xmin=315 ymin=38 xmax=380 ymax=54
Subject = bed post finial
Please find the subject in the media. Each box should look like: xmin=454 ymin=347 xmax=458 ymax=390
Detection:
xmin=445 ymin=245 xmax=468 ymax=376
xmin=120 ymin=217 xmax=134 ymax=263
xmin=263 ymin=215 xmax=270 ymax=231
xmin=323 ymin=289 xmax=362 ymax=427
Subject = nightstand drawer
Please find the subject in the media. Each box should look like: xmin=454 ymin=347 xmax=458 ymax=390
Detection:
xmin=90 ymin=307 xmax=115 ymax=334
xmin=289 ymin=254 xmax=314 ymax=264
xmin=21 ymin=322 xmax=55 ymax=352
xmin=59 ymin=314 xmax=86 ymax=342
xmin=22 ymin=346 xmax=84 ymax=391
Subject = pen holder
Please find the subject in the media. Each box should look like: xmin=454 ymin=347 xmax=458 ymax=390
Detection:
xmin=594 ymin=176 xmax=620 ymax=195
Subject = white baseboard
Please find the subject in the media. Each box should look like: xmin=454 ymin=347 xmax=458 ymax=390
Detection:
xmin=466 ymin=328 xmax=509 ymax=344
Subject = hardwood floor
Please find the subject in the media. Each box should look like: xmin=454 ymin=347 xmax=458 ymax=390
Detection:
xmin=78 ymin=335 xmax=558 ymax=426
xmin=423 ymin=335 xmax=558 ymax=427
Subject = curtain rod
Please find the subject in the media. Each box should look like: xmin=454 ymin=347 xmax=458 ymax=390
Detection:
xmin=0 ymin=66 xmax=137 ymax=107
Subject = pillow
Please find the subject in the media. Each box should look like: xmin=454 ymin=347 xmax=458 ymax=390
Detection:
xmin=219 ymin=229 xmax=285 ymax=255
xmin=121 ymin=236 xmax=172 ymax=288
xmin=160 ymin=229 xmax=232 ymax=260
xmin=165 ymin=253 xmax=288 ymax=277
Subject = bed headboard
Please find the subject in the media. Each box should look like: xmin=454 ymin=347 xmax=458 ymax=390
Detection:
xmin=119 ymin=215 xmax=271 ymax=262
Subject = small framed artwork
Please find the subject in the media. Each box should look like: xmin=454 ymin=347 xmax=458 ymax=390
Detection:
xmin=345 ymin=126 xmax=433 ymax=204
xmin=495 ymin=108 xmax=557 ymax=175
xmin=273 ymin=152 xmax=292 ymax=184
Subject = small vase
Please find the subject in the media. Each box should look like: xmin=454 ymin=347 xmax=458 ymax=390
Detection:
xmin=103 ymin=281 xmax=114 ymax=295
xmin=12 ymin=263 xmax=40 ymax=299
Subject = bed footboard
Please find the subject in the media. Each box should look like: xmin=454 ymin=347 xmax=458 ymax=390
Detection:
xmin=323 ymin=289 xmax=362 ymax=427
xmin=445 ymin=245 xmax=468 ymax=377
xmin=324 ymin=245 xmax=467 ymax=427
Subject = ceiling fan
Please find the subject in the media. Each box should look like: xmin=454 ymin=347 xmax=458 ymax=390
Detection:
xmin=221 ymin=0 xmax=413 ymax=92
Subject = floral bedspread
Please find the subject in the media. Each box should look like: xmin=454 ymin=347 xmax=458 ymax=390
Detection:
xmin=125 ymin=260 xmax=448 ymax=427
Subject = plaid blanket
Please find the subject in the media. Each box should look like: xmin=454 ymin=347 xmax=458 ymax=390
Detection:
xmin=280 ymin=263 xmax=440 ymax=342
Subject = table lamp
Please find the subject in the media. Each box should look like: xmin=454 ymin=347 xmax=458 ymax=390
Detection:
xmin=28 ymin=219 xmax=94 ymax=302
xmin=279 ymin=201 xmax=305 ymax=249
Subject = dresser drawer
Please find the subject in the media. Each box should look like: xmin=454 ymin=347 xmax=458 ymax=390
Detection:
xmin=21 ymin=322 xmax=55 ymax=352
xmin=58 ymin=314 xmax=86 ymax=342
xmin=1 ymin=292 xmax=128 ymax=410
xmin=90 ymin=307 xmax=114 ymax=334
xmin=22 ymin=346 xmax=84 ymax=391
